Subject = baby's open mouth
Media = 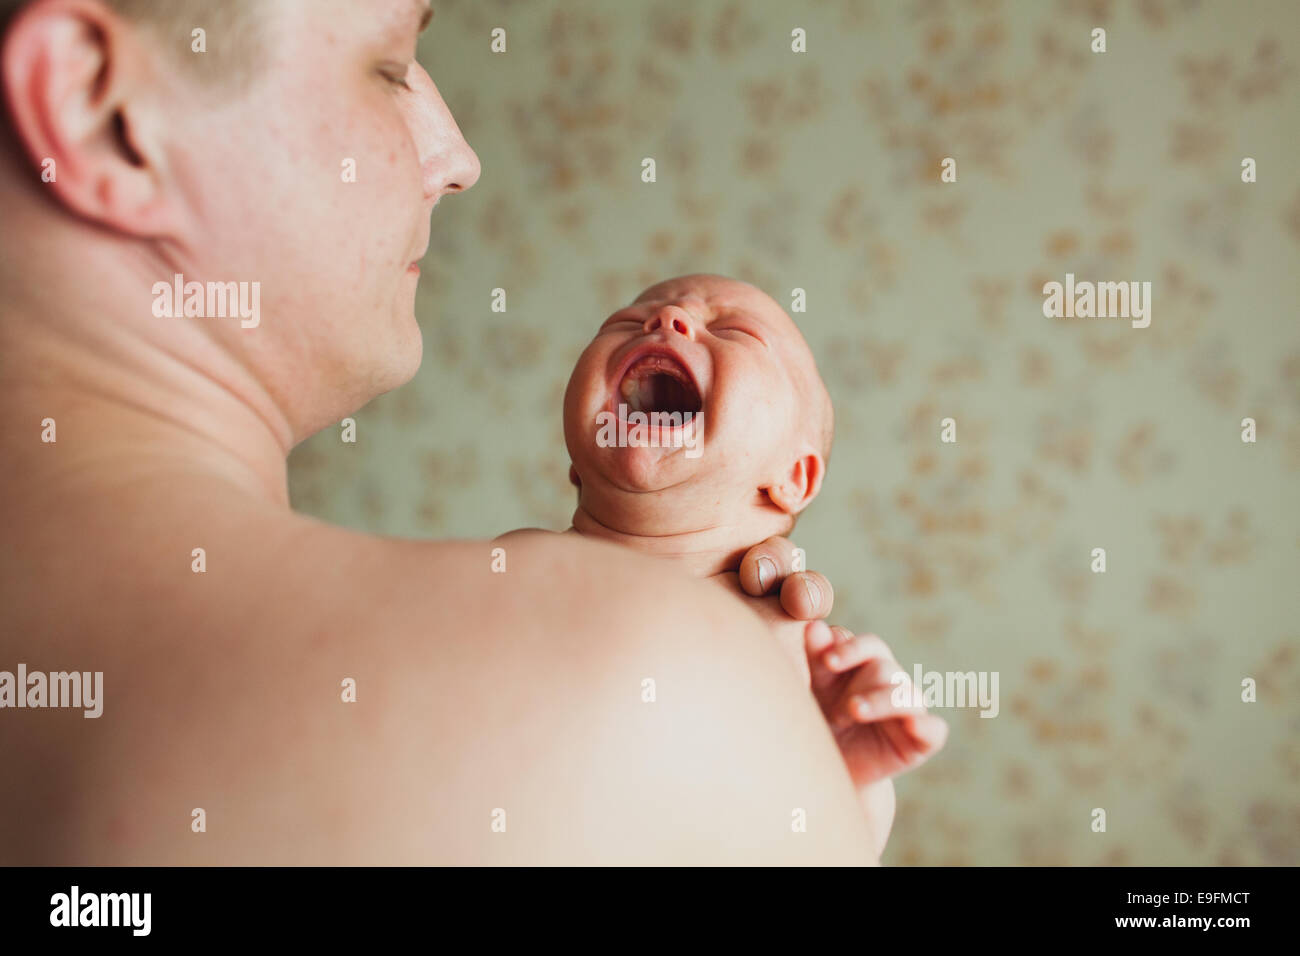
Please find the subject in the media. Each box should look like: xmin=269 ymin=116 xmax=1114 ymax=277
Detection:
xmin=617 ymin=354 xmax=703 ymax=418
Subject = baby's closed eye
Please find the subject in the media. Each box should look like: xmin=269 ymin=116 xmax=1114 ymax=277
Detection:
xmin=708 ymin=323 xmax=765 ymax=345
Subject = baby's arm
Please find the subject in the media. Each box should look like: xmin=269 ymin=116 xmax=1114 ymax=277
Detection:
xmin=708 ymin=573 xmax=928 ymax=857
xmin=802 ymin=620 xmax=948 ymax=852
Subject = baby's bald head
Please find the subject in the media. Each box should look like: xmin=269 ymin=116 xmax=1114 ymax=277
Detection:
xmin=564 ymin=272 xmax=835 ymax=543
xmin=631 ymin=273 xmax=833 ymax=468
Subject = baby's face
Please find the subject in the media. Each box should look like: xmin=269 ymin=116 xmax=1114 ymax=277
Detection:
xmin=563 ymin=274 xmax=828 ymax=525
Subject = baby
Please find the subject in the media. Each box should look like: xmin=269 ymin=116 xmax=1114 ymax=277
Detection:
xmin=504 ymin=273 xmax=946 ymax=854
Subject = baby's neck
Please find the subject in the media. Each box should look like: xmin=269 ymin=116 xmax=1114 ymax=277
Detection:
xmin=570 ymin=501 xmax=791 ymax=578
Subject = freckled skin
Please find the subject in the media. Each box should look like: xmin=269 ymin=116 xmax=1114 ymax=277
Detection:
xmin=0 ymin=1 xmax=879 ymax=863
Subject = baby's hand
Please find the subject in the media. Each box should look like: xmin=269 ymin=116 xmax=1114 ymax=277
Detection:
xmin=804 ymin=620 xmax=948 ymax=788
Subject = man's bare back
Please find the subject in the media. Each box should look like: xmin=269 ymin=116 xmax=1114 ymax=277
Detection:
xmin=0 ymin=459 xmax=876 ymax=864
xmin=0 ymin=0 xmax=877 ymax=864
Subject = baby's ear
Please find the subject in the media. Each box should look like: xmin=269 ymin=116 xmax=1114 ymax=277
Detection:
xmin=765 ymin=452 xmax=825 ymax=515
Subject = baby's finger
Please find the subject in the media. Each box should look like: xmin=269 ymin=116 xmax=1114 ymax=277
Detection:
xmin=804 ymin=620 xmax=836 ymax=657
xmin=779 ymin=570 xmax=834 ymax=620
xmin=820 ymin=632 xmax=894 ymax=676
xmin=830 ymin=685 xmax=929 ymax=732
xmin=737 ymin=536 xmax=801 ymax=596
xmin=904 ymin=713 xmax=950 ymax=753
xmin=807 ymin=622 xmax=855 ymax=694
xmin=884 ymin=715 xmax=949 ymax=770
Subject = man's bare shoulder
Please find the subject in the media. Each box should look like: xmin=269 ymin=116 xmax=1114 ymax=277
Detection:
xmin=287 ymin=526 xmax=879 ymax=864
xmin=7 ymin=519 xmax=876 ymax=864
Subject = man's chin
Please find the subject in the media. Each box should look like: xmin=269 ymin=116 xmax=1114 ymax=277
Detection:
xmin=396 ymin=319 xmax=425 ymax=383
xmin=361 ymin=318 xmax=424 ymax=399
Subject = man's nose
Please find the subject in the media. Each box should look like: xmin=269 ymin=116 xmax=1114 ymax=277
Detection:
xmin=405 ymin=62 xmax=482 ymax=204
xmin=643 ymin=306 xmax=696 ymax=340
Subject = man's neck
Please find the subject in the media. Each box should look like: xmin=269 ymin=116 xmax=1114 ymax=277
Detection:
xmin=0 ymin=233 xmax=294 ymax=509
xmin=570 ymin=497 xmax=792 ymax=578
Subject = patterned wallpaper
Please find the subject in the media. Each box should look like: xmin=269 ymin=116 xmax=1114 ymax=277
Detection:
xmin=288 ymin=0 xmax=1300 ymax=865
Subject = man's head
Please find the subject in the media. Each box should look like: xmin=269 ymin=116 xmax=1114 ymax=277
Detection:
xmin=0 ymin=0 xmax=480 ymax=442
xmin=563 ymin=273 xmax=834 ymax=537
xmin=1 ymin=0 xmax=263 ymax=81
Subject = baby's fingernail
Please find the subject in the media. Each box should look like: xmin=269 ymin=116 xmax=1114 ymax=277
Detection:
xmin=852 ymin=696 xmax=871 ymax=718
xmin=757 ymin=556 xmax=776 ymax=592
xmin=825 ymin=652 xmax=841 ymax=669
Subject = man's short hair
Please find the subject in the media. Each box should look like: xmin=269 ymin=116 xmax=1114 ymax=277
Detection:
xmin=1 ymin=0 xmax=260 ymax=84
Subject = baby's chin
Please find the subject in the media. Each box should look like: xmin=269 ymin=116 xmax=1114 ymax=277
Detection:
xmin=577 ymin=404 xmax=706 ymax=478
xmin=587 ymin=442 xmax=705 ymax=493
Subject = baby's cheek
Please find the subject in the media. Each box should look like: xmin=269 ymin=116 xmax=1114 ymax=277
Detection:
xmin=733 ymin=391 xmax=797 ymax=463
xmin=564 ymin=351 xmax=607 ymax=421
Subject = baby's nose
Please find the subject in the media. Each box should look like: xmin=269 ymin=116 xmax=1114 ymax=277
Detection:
xmin=644 ymin=306 xmax=695 ymax=340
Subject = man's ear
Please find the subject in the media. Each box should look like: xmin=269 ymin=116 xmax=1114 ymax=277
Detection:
xmin=763 ymin=452 xmax=825 ymax=516
xmin=568 ymin=464 xmax=582 ymax=489
xmin=2 ymin=0 xmax=174 ymax=234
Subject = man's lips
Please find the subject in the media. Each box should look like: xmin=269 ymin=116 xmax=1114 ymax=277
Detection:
xmin=409 ymin=219 xmax=434 ymax=271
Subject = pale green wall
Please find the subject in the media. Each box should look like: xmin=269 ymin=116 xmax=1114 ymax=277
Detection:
xmin=289 ymin=0 xmax=1300 ymax=864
